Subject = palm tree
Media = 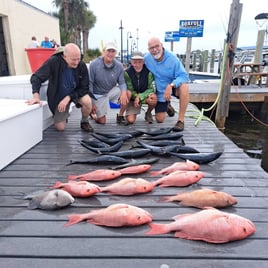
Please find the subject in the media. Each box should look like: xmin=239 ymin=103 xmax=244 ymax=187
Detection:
xmin=52 ymin=0 xmax=96 ymax=53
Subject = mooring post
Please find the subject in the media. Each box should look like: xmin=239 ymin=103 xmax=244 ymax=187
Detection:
xmin=215 ymin=0 xmax=243 ymax=130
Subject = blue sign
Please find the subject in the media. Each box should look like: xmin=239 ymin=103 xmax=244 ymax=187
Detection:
xmin=165 ymin=31 xmax=180 ymax=42
xmin=179 ymin=20 xmax=204 ymax=37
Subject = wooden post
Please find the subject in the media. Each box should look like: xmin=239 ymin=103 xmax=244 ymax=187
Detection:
xmin=210 ymin=49 xmax=215 ymax=73
xmin=185 ymin=37 xmax=192 ymax=72
xmin=203 ymin=50 xmax=208 ymax=72
xmin=215 ymin=0 xmax=243 ymax=130
xmin=251 ymin=30 xmax=266 ymax=84
xmin=170 ymin=41 xmax=174 ymax=52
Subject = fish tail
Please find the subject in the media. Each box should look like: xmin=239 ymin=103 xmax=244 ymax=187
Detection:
xmin=66 ymin=175 xmax=77 ymax=180
xmin=64 ymin=214 xmax=84 ymax=227
xmin=66 ymin=161 xmax=74 ymax=166
xmin=158 ymin=196 xmax=170 ymax=203
xmin=49 ymin=181 xmax=62 ymax=189
xmin=150 ymin=171 xmax=159 ymax=176
xmin=145 ymin=222 xmax=169 ymax=235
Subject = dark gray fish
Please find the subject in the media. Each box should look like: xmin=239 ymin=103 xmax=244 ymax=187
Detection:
xmin=173 ymin=145 xmax=200 ymax=153
xmin=67 ymin=155 xmax=129 ymax=166
xmin=91 ymin=133 xmax=132 ymax=145
xmin=112 ymin=157 xmax=160 ymax=170
xmin=80 ymin=138 xmax=109 ymax=148
xmin=24 ymin=189 xmax=74 ymax=210
xmin=139 ymin=127 xmax=173 ymax=136
xmin=142 ymin=132 xmax=183 ymax=140
xmin=80 ymin=140 xmax=124 ymax=154
xmin=168 ymin=151 xmax=223 ymax=164
xmin=94 ymin=132 xmax=133 ymax=139
xmin=147 ymin=139 xmax=185 ymax=147
xmin=136 ymin=140 xmax=180 ymax=156
xmin=104 ymin=148 xmax=151 ymax=158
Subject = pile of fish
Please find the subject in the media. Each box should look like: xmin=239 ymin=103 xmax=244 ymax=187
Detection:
xmin=24 ymin=127 xmax=256 ymax=244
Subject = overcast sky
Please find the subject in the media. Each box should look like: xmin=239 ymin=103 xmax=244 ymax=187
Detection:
xmin=22 ymin=0 xmax=268 ymax=54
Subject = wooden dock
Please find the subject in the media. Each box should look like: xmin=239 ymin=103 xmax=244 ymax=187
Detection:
xmin=0 ymin=103 xmax=268 ymax=268
xmin=189 ymin=82 xmax=268 ymax=104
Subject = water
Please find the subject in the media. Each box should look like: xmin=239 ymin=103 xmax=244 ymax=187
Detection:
xmin=224 ymin=111 xmax=268 ymax=172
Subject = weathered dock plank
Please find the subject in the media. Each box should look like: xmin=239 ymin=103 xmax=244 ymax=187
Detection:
xmin=0 ymin=103 xmax=267 ymax=267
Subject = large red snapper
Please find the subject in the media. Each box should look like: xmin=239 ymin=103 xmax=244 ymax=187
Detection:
xmin=159 ymin=188 xmax=238 ymax=208
xmin=150 ymin=160 xmax=199 ymax=176
xmin=116 ymin=164 xmax=152 ymax=175
xmin=66 ymin=169 xmax=121 ymax=181
xmin=100 ymin=177 xmax=154 ymax=195
xmin=65 ymin=203 xmax=152 ymax=227
xmin=50 ymin=181 xmax=101 ymax=197
xmin=146 ymin=207 xmax=256 ymax=243
xmin=153 ymin=170 xmax=204 ymax=187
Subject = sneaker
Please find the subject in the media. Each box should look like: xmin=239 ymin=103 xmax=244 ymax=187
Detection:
xmin=167 ymin=103 xmax=175 ymax=117
xmin=80 ymin=122 xmax=94 ymax=132
xmin=116 ymin=114 xmax=128 ymax=125
xmin=145 ymin=111 xmax=153 ymax=124
xmin=173 ymin=120 xmax=184 ymax=132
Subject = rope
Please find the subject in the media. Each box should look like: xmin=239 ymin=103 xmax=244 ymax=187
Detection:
xmin=186 ymin=41 xmax=230 ymax=126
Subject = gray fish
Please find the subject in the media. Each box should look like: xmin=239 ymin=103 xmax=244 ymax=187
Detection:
xmin=112 ymin=157 xmax=160 ymax=170
xmin=80 ymin=140 xmax=124 ymax=154
xmin=104 ymin=148 xmax=151 ymax=158
xmin=80 ymin=138 xmax=109 ymax=148
xmin=94 ymin=132 xmax=133 ymax=139
xmin=67 ymin=155 xmax=129 ymax=166
xmin=142 ymin=132 xmax=183 ymax=140
xmin=139 ymin=127 xmax=173 ymax=136
xmin=168 ymin=151 xmax=223 ymax=164
xmin=91 ymin=133 xmax=132 ymax=145
xmin=147 ymin=139 xmax=185 ymax=147
xmin=136 ymin=140 xmax=180 ymax=155
xmin=173 ymin=145 xmax=200 ymax=153
xmin=25 ymin=189 xmax=74 ymax=210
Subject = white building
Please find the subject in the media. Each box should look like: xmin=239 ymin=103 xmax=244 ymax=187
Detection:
xmin=0 ymin=0 xmax=60 ymax=75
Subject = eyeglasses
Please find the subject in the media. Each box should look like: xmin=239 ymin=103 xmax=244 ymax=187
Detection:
xmin=148 ymin=44 xmax=161 ymax=51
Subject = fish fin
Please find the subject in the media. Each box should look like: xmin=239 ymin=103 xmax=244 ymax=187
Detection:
xmin=150 ymin=171 xmax=160 ymax=176
xmin=27 ymin=200 xmax=39 ymax=210
xmin=64 ymin=214 xmax=84 ymax=227
xmin=158 ymin=196 xmax=171 ymax=203
xmin=49 ymin=181 xmax=63 ymax=189
xmin=145 ymin=222 xmax=169 ymax=235
xmin=66 ymin=175 xmax=78 ymax=180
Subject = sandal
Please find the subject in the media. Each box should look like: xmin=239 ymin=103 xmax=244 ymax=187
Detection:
xmin=173 ymin=120 xmax=184 ymax=132
xmin=167 ymin=103 xmax=175 ymax=117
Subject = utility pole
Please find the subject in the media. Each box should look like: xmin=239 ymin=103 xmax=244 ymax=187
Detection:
xmin=215 ymin=0 xmax=243 ymax=130
xmin=119 ymin=20 xmax=124 ymax=63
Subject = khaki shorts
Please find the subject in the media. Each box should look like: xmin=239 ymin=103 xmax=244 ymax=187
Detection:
xmin=92 ymin=86 xmax=121 ymax=118
xmin=125 ymin=100 xmax=141 ymax=116
xmin=53 ymin=103 xmax=71 ymax=123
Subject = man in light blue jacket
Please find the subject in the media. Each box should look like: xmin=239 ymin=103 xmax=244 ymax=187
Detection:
xmin=144 ymin=37 xmax=190 ymax=131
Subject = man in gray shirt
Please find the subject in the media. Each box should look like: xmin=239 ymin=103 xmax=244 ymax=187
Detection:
xmin=88 ymin=42 xmax=129 ymax=125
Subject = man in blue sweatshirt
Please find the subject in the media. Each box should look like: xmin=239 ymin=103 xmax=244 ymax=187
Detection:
xmin=144 ymin=37 xmax=190 ymax=131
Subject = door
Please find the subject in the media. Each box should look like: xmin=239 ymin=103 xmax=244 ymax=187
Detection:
xmin=0 ymin=17 xmax=9 ymax=76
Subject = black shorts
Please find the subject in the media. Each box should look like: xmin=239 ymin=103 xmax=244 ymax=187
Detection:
xmin=155 ymin=88 xmax=179 ymax=113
